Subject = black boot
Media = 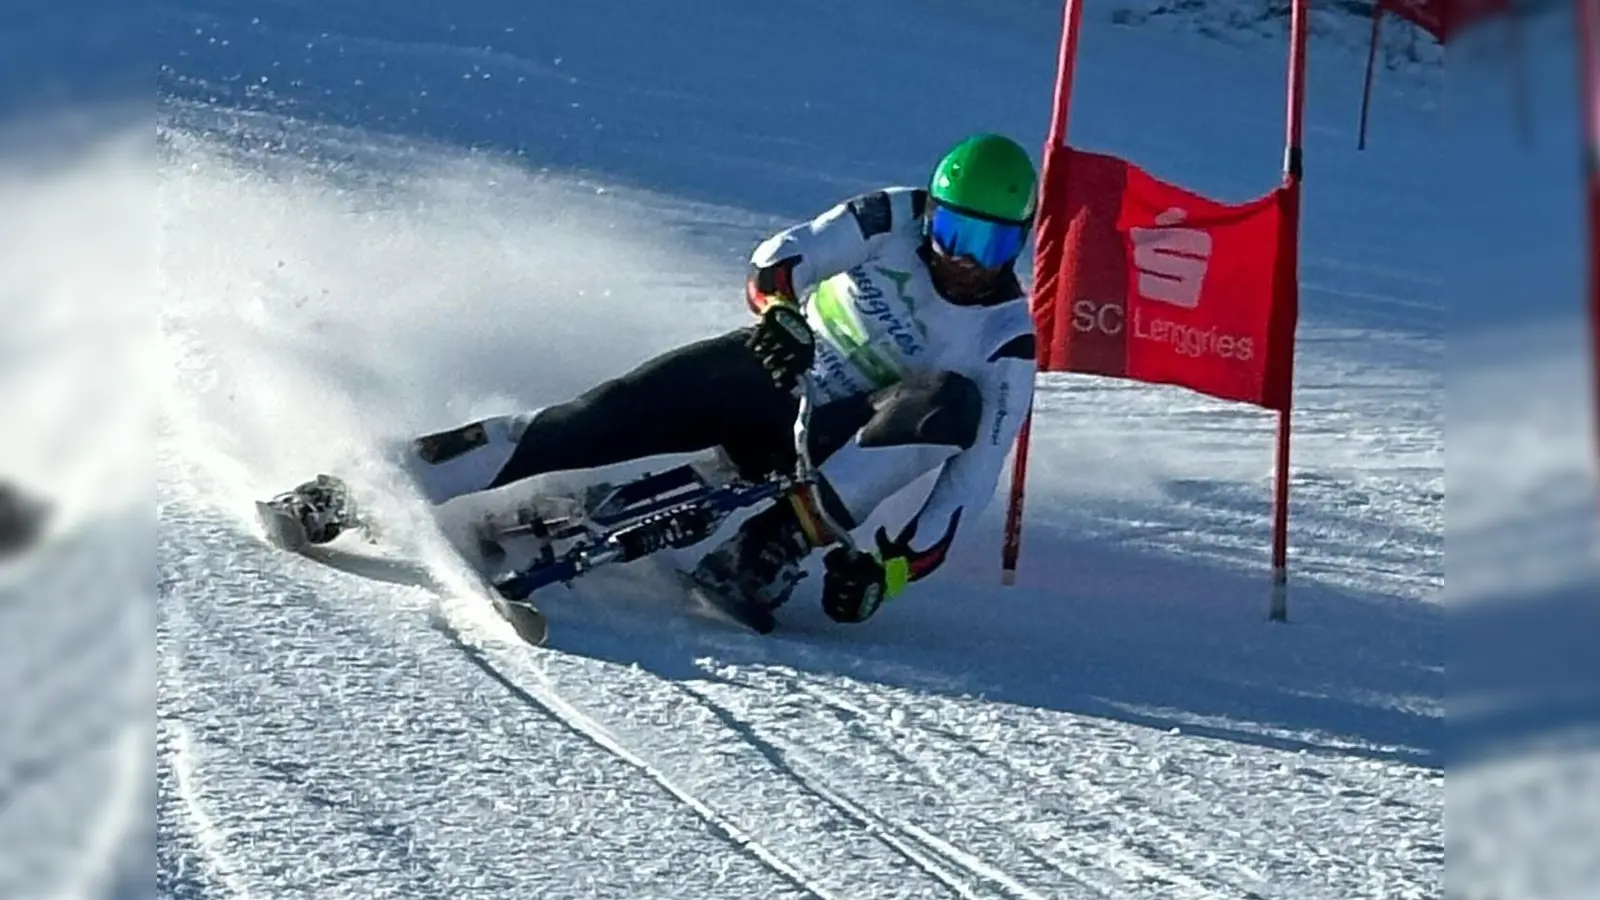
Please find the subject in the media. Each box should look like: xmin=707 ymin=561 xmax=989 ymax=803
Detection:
xmin=693 ymin=497 xmax=821 ymax=611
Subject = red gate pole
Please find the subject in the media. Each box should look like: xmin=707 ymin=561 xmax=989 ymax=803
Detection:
xmin=1002 ymin=0 xmax=1087 ymax=585
xmin=1580 ymin=0 xmax=1600 ymax=489
xmin=1269 ymin=0 xmax=1309 ymax=622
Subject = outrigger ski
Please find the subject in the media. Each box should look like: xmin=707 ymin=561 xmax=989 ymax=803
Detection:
xmin=253 ymin=482 xmax=550 ymax=647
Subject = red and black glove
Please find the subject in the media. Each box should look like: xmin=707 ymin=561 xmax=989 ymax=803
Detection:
xmin=747 ymin=302 xmax=814 ymax=394
xmin=744 ymin=258 xmax=812 ymax=394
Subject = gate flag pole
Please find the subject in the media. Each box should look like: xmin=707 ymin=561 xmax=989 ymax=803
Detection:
xmin=1270 ymin=0 xmax=1310 ymax=622
xmin=1002 ymin=0 xmax=1086 ymax=585
xmin=1580 ymin=0 xmax=1600 ymax=485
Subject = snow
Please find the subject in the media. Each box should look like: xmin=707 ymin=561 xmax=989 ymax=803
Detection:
xmin=24 ymin=0 xmax=1593 ymax=896
xmin=0 ymin=109 xmax=153 ymax=900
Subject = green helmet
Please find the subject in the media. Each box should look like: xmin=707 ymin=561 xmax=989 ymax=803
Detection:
xmin=928 ymin=133 xmax=1037 ymax=224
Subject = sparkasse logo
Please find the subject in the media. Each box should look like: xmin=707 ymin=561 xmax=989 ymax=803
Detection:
xmin=1129 ymin=207 xmax=1211 ymax=310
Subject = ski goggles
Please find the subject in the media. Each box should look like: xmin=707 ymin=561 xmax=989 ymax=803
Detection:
xmin=926 ymin=203 xmax=1029 ymax=270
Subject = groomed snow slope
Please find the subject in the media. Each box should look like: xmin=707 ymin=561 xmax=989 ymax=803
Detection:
xmin=146 ymin=0 xmax=1458 ymax=897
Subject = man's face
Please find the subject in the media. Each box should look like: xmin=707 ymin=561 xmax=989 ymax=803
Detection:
xmin=926 ymin=244 xmax=1007 ymax=302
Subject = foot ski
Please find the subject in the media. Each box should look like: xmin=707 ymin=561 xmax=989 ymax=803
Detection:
xmin=489 ymin=594 xmax=549 ymax=646
xmin=255 ymin=499 xmax=312 ymax=552
xmin=255 ymin=473 xmax=548 ymax=646
xmin=256 ymin=473 xmax=357 ymax=551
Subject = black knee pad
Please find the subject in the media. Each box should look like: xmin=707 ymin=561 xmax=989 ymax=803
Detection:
xmin=859 ymin=371 xmax=982 ymax=451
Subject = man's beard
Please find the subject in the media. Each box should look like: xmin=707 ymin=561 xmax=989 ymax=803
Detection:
xmin=928 ymin=251 xmax=1006 ymax=304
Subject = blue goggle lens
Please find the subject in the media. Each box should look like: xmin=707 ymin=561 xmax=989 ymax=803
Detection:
xmin=927 ymin=205 xmax=1028 ymax=269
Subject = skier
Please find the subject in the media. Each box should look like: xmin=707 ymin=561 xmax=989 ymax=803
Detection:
xmin=272 ymin=132 xmax=1039 ymax=625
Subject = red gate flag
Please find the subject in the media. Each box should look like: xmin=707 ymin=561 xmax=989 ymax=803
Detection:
xmin=1378 ymin=0 xmax=1508 ymax=42
xmin=1001 ymin=0 xmax=1308 ymax=619
xmin=1031 ymin=146 xmax=1299 ymax=412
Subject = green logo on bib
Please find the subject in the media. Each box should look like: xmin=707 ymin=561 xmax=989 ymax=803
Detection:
xmin=812 ymin=274 xmax=903 ymax=389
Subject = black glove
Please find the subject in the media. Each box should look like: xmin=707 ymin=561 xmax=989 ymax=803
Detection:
xmin=820 ymin=528 xmax=912 ymax=624
xmin=746 ymin=301 xmax=815 ymax=394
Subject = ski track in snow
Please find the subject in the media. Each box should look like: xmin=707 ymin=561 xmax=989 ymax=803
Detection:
xmin=157 ymin=502 xmax=825 ymax=900
xmin=425 ymin=614 xmax=841 ymax=900
xmin=155 ymin=472 xmax=1442 ymax=898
